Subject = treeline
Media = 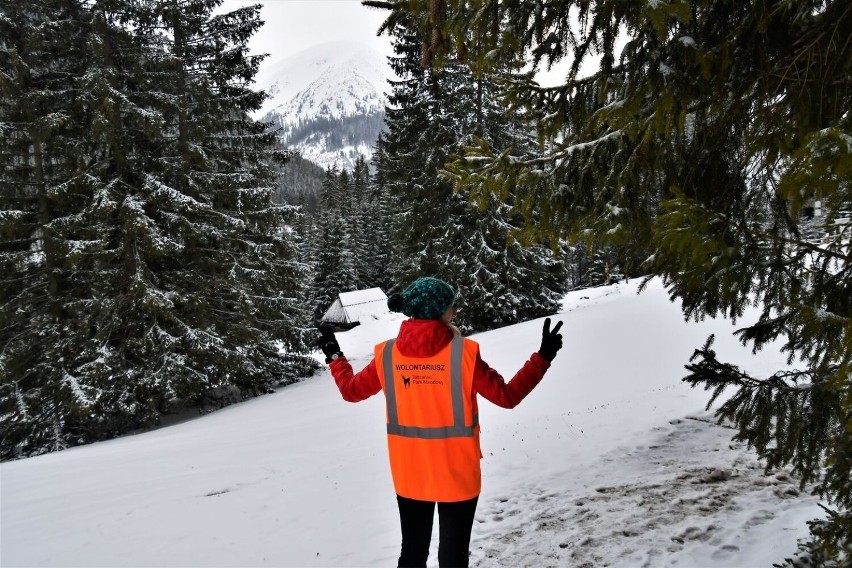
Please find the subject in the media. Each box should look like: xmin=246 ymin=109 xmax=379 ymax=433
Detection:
xmin=302 ymin=158 xmax=392 ymax=322
xmin=268 ymin=111 xmax=386 ymax=153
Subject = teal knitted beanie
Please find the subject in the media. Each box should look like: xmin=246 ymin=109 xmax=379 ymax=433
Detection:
xmin=387 ymin=277 xmax=457 ymax=320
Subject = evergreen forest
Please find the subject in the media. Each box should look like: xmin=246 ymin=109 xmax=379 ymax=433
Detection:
xmin=0 ymin=0 xmax=319 ymax=459
xmin=0 ymin=0 xmax=584 ymax=461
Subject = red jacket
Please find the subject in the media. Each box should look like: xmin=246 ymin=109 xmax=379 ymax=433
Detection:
xmin=330 ymin=319 xmax=551 ymax=408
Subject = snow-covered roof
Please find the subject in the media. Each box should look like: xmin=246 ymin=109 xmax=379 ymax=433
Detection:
xmin=322 ymin=288 xmax=388 ymax=324
xmin=337 ymin=288 xmax=387 ymax=307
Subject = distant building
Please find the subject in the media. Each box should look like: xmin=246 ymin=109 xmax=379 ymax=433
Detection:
xmin=801 ymin=199 xmax=823 ymax=220
xmin=321 ymin=288 xmax=389 ymax=330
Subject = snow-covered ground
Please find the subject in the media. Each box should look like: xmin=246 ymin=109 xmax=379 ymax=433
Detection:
xmin=1 ymin=278 xmax=823 ymax=567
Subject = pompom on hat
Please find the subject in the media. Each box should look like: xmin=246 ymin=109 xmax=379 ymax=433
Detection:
xmin=387 ymin=277 xmax=457 ymax=320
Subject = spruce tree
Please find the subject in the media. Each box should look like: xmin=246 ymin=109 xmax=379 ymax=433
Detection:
xmin=372 ymin=7 xmax=567 ymax=332
xmin=1 ymin=0 xmax=316 ymax=459
xmin=119 ymin=0 xmax=317 ymax=405
xmin=311 ymin=167 xmax=356 ymax=320
xmin=350 ymin=155 xmax=374 ymax=288
xmin=390 ymin=0 xmax=852 ymax=558
xmin=361 ymin=149 xmax=393 ymax=291
xmin=335 ymin=168 xmax=361 ymax=289
xmin=0 ymin=0 xmax=120 ymax=455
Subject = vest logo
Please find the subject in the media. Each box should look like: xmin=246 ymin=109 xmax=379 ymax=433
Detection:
xmin=399 ymin=373 xmax=445 ymax=388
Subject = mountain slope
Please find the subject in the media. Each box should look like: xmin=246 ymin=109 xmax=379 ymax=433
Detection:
xmin=0 ymin=279 xmax=823 ymax=567
xmin=254 ymin=41 xmax=389 ymax=170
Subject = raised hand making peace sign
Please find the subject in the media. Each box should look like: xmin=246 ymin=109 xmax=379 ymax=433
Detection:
xmin=538 ymin=317 xmax=564 ymax=362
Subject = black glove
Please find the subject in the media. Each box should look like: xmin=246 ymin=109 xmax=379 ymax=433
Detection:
xmin=538 ymin=318 xmax=564 ymax=362
xmin=317 ymin=323 xmax=344 ymax=363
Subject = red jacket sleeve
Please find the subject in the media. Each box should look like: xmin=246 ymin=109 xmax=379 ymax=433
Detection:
xmin=473 ymin=351 xmax=551 ymax=409
xmin=329 ymin=357 xmax=382 ymax=402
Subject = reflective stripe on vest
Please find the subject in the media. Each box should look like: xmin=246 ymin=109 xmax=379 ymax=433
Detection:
xmin=381 ymin=337 xmax=477 ymax=439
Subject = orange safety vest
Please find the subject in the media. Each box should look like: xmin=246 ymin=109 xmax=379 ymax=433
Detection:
xmin=375 ymin=336 xmax=482 ymax=502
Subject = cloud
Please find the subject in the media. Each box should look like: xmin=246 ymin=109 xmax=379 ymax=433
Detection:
xmin=219 ymin=0 xmax=393 ymax=67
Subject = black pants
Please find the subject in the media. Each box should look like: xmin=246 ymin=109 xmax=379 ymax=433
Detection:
xmin=396 ymin=494 xmax=479 ymax=568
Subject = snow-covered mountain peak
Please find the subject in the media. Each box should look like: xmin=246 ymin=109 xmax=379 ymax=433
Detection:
xmin=252 ymin=40 xmax=390 ymax=169
xmin=254 ymin=40 xmax=390 ymax=123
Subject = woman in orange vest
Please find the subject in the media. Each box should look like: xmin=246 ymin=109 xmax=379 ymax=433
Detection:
xmin=318 ymin=277 xmax=563 ymax=568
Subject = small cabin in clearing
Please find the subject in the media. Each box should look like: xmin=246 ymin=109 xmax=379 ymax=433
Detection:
xmin=321 ymin=288 xmax=389 ymax=330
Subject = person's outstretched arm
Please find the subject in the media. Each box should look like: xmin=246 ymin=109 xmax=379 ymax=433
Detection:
xmin=474 ymin=318 xmax=563 ymax=409
xmin=318 ymin=324 xmax=381 ymax=402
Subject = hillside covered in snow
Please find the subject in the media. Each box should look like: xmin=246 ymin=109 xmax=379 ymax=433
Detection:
xmin=254 ymin=41 xmax=390 ymax=170
xmin=0 ymin=279 xmax=824 ymax=567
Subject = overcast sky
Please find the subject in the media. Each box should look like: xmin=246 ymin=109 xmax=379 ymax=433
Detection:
xmin=219 ymin=0 xmax=393 ymax=67
xmin=218 ymin=0 xmax=574 ymax=86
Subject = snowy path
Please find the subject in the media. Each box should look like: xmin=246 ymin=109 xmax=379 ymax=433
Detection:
xmin=1 ymin=279 xmax=824 ymax=567
xmin=469 ymin=415 xmax=820 ymax=567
